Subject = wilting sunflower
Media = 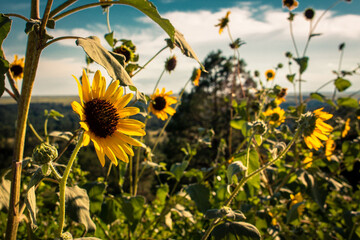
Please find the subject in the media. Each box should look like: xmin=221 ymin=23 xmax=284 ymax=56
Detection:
xmin=325 ymin=137 xmax=335 ymax=161
xmin=265 ymin=69 xmax=275 ymax=81
xmin=165 ymin=55 xmax=177 ymax=73
xmin=290 ymin=192 xmax=305 ymax=216
xmin=283 ymin=0 xmax=299 ymax=11
xmin=215 ymin=11 xmax=231 ymax=35
xmin=191 ymin=68 xmax=201 ymax=86
xmin=263 ymin=107 xmax=285 ymax=126
xmin=303 ymin=152 xmax=313 ymax=169
xmin=10 ymin=55 xmax=25 ymax=81
xmin=342 ymin=118 xmax=350 ymax=138
xmin=149 ymin=88 xmax=177 ymax=121
xmin=299 ymin=108 xmax=333 ymax=151
xmin=71 ymin=70 xmax=145 ymax=166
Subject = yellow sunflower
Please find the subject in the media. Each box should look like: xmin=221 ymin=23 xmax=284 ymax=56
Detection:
xmin=10 ymin=54 xmax=25 ymax=81
xmin=325 ymin=137 xmax=335 ymax=161
xmin=71 ymin=70 xmax=145 ymax=166
xmin=300 ymin=108 xmax=333 ymax=151
xmin=149 ymin=88 xmax=177 ymax=121
xmin=303 ymin=152 xmax=313 ymax=169
xmin=215 ymin=11 xmax=231 ymax=35
xmin=265 ymin=69 xmax=275 ymax=81
xmin=275 ymin=88 xmax=287 ymax=105
xmin=290 ymin=192 xmax=305 ymax=216
xmin=342 ymin=118 xmax=350 ymax=138
xmin=263 ymin=107 xmax=285 ymax=126
xmin=283 ymin=0 xmax=299 ymax=11
xmin=191 ymin=68 xmax=201 ymax=87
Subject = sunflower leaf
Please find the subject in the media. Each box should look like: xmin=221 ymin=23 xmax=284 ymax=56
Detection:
xmin=211 ymin=221 xmax=261 ymax=240
xmin=0 ymin=176 xmax=11 ymax=210
xmin=334 ymin=77 xmax=351 ymax=92
xmin=76 ymin=36 xmax=146 ymax=102
xmin=294 ymin=57 xmax=309 ymax=74
xmin=104 ymin=31 xmax=114 ymax=48
xmin=0 ymin=14 xmax=12 ymax=98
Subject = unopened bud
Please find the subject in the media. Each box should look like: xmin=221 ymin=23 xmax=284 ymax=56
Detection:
xmin=32 ymin=143 xmax=58 ymax=165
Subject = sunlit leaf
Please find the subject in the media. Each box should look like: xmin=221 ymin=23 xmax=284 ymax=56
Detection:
xmin=337 ymin=97 xmax=358 ymax=108
xmin=334 ymin=77 xmax=351 ymax=92
xmin=233 ymin=150 xmax=260 ymax=189
xmin=82 ymin=181 xmax=106 ymax=214
xmin=227 ymin=161 xmax=247 ymax=185
xmin=170 ymin=161 xmax=188 ymax=181
xmin=25 ymin=168 xmax=44 ymax=230
xmin=120 ymin=196 xmax=145 ymax=232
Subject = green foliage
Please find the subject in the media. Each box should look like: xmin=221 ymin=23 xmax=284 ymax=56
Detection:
xmin=211 ymin=221 xmax=261 ymax=240
xmin=334 ymin=77 xmax=351 ymax=92
xmin=0 ymin=14 xmax=11 ymax=97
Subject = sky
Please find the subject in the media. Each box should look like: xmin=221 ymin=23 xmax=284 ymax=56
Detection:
xmin=1 ymin=0 xmax=360 ymax=96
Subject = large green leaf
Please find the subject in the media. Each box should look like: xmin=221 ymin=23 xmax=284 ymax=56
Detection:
xmin=100 ymin=198 xmax=121 ymax=224
xmin=337 ymin=97 xmax=358 ymax=108
xmin=65 ymin=185 xmax=96 ymax=233
xmin=211 ymin=221 xmax=261 ymax=240
xmin=227 ymin=161 xmax=247 ymax=185
xmin=120 ymin=196 xmax=145 ymax=232
xmin=76 ymin=36 xmax=146 ymax=102
xmin=169 ymin=161 xmax=188 ymax=182
xmin=82 ymin=181 xmax=106 ymax=214
xmin=233 ymin=150 xmax=260 ymax=189
xmin=334 ymin=77 xmax=351 ymax=92
xmin=0 ymin=14 xmax=12 ymax=97
xmin=185 ymin=183 xmax=211 ymax=214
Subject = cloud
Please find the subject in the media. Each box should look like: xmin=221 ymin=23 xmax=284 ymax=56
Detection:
xmin=15 ymin=3 xmax=360 ymax=96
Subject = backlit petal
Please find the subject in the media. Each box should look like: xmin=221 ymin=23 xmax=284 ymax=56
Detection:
xmin=81 ymin=69 xmax=92 ymax=102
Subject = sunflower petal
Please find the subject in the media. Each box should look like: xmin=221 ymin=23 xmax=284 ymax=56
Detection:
xmin=73 ymin=76 xmax=84 ymax=105
xmin=81 ymin=69 xmax=92 ymax=102
xmin=103 ymin=145 xmax=118 ymax=166
xmin=93 ymin=139 xmax=106 ymax=167
xmin=104 ymin=80 xmax=119 ymax=99
xmin=83 ymin=132 xmax=91 ymax=146
xmin=92 ymin=70 xmax=102 ymax=99
xmin=110 ymin=87 xmax=124 ymax=104
xmin=114 ymin=131 xmax=144 ymax=147
xmin=117 ymin=107 xmax=140 ymax=118
xmin=116 ymin=93 xmax=133 ymax=109
xmin=71 ymin=101 xmax=84 ymax=117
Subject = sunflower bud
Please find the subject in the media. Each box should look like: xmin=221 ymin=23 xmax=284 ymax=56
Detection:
xmin=249 ymin=120 xmax=267 ymax=135
xmin=304 ymin=8 xmax=315 ymax=20
xmin=298 ymin=112 xmax=316 ymax=136
xmin=61 ymin=232 xmax=73 ymax=240
xmin=165 ymin=55 xmax=177 ymax=73
xmin=32 ymin=143 xmax=58 ymax=165
xmin=254 ymin=70 xmax=260 ymax=77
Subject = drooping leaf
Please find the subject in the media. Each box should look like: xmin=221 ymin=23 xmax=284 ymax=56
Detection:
xmin=185 ymin=183 xmax=211 ymax=213
xmin=334 ymin=77 xmax=351 ymax=92
xmin=337 ymin=97 xmax=358 ymax=108
xmin=171 ymin=204 xmax=195 ymax=223
xmin=174 ymin=30 xmax=205 ymax=71
xmin=0 ymin=176 xmax=10 ymax=210
xmin=76 ymin=36 xmax=146 ymax=102
xmin=230 ymin=119 xmax=249 ymax=137
xmin=211 ymin=221 xmax=261 ymax=240
xmin=120 ymin=196 xmax=145 ymax=232
xmin=294 ymin=57 xmax=309 ymax=74
xmin=25 ymin=168 xmax=44 ymax=230
xmin=65 ymin=185 xmax=96 ymax=233
xmin=104 ymin=31 xmax=114 ymax=48
xmin=82 ymin=181 xmax=106 ymax=214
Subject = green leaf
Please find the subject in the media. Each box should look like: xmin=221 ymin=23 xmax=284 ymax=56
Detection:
xmin=170 ymin=161 xmax=188 ymax=181
xmin=334 ymin=77 xmax=351 ymax=92
xmin=0 ymin=14 xmax=12 ymax=97
xmin=205 ymin=208 xmax=246 ymax=221
xmin=120 ymin=196 xmax=145 ymax=232
xmin=104 ymin=31 xmax=114 ymax=47
xmin=286 ymin=74 xmax=295 ymax=83
xmin=286 ymin=201 xmax=304 ymax=224
xmin=233 ymin=150 xmax=260 ymax=189
xmin=82 ymin=181 xmax=106 ymax=215
xmin=155 ymin=183 xmax=169 ymax=206
xmin=0 ymin=176 xmax=10 ymax=210
xmin=294 ymin=57 xmax=309 ymax=74
xmin=310 ymin=92 xmax=325 ymax=102
xmin=337 ymin=97 xmax=358 ymax=108
xmin=230 ymin=119 xmax=249 ymax=137
xmin=174 ymin=30 xmax=205 ymax=71
xmin=25 ymin=168 xmax=44 ymax=230
xmin=211 ymin=221 xmax=261 ymax=240
xmin=100 ymin=198 xmax=121 ymax=224
xmin=185 ymin=183 xmax=211 ymax=213
xmin=227 ymin=161 xmax=247 ymax=185
xmin=65 ymin=185 xmax=96 ymax=233
xmin=76 ymin=36 xmax=146 ymax=102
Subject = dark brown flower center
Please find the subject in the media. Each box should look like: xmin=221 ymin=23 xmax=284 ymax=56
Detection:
xmin=271 ymin=113 xmax=280 ymax=122
xmin=284 ymin=0 xmax=294 ymax=7
xmin=266 ymin=72 xmax=274 ymax=79
xmin=84 ymin=98 xmax=120 ymax=138
xmin=11 ymin=65 xmax=23 ymax=77
xmin=152 ymin=97 xmax=166 ymax=111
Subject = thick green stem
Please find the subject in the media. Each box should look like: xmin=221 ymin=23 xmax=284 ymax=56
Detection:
xmin=57 ymin=132 xmax=84 ymax=237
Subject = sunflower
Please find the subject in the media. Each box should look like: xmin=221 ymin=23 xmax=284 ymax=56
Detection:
xmin=149 ymin=88 xmax=177 ymax=121
xmin=290 ymin=192 xmax=305 ymax=216
xmin=10 ymin=54 xmax=25 ymax=81
xmin=165 ymin=55 xmax=177 ymax=73
xmin=342 ymin=118 xmax=350 ymax=138
xmin=303 ymin=152 xmax=313 ymax=169
xmin=300 ymin=108 xmax=333 ymax=151
xmin=71 ymin=70 xmax=145 ymax=166
xmin=215 ymin=11 xmax=231 ymax=35
xmin=191 ymin=68 xmax=201 ymax=86
xmin=275 ymin=88 xmax=287 ymax=105
xmin=263 ymin=107 xmax=285 ymax=126
xmin=283 ymin=0 xmax=299 ymax=11
xmin=325 ymin=137 xmax=335 ymax=161
xmin=265 ymin=69 xmax=275 ymax=81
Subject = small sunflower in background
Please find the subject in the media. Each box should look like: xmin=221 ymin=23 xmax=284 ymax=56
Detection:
xmin=283 ymin=0 xmax=299 ymax=11
xmin=341 ymin=118 xmax=350 ymax=138
xmin=325 ymin=137 xmax=335 ymax=161
xmin=265 ymin=69 xmax=275 ymax=81
xmin=114 ymin=45 xmax=134 ymax=63
xmin=149 ymin=88 xmax=177 ymax=121
xmin=165 ymin=55 xmax=177 ymax=73
xmin=290 ymin=192 xmax=305 ymax=216
xmin=275 ymin=88 xmax=287 ymax=105
xmin=299 ymin=108 xmax=333 ymax=151
xmin=191 ymin=68 xmax=202 ymax=86
xmin=263 ymin=107 xmax=285 ymax=126
xmin=71 ymin=70 xmax=145 ymax=166
xmin=10 ymin=55 xmax=25 ymax=81
xmin=215 ymin=11 xmax=231 ymax=35
xmin=303 ymin=152 xmax=313 ymax=169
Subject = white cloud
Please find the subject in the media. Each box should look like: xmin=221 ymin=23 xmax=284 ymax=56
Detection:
xmin=16 ymin=4 xmax=360 ymax=96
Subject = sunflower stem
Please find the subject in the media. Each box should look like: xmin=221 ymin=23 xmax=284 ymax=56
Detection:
xmin=133 ymin=46 xmax=168 ymax=77
xmin=57 ymin=132 xmax=84 ymax=238
xmin=201 ymin=129 xmax=300 ymax=240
